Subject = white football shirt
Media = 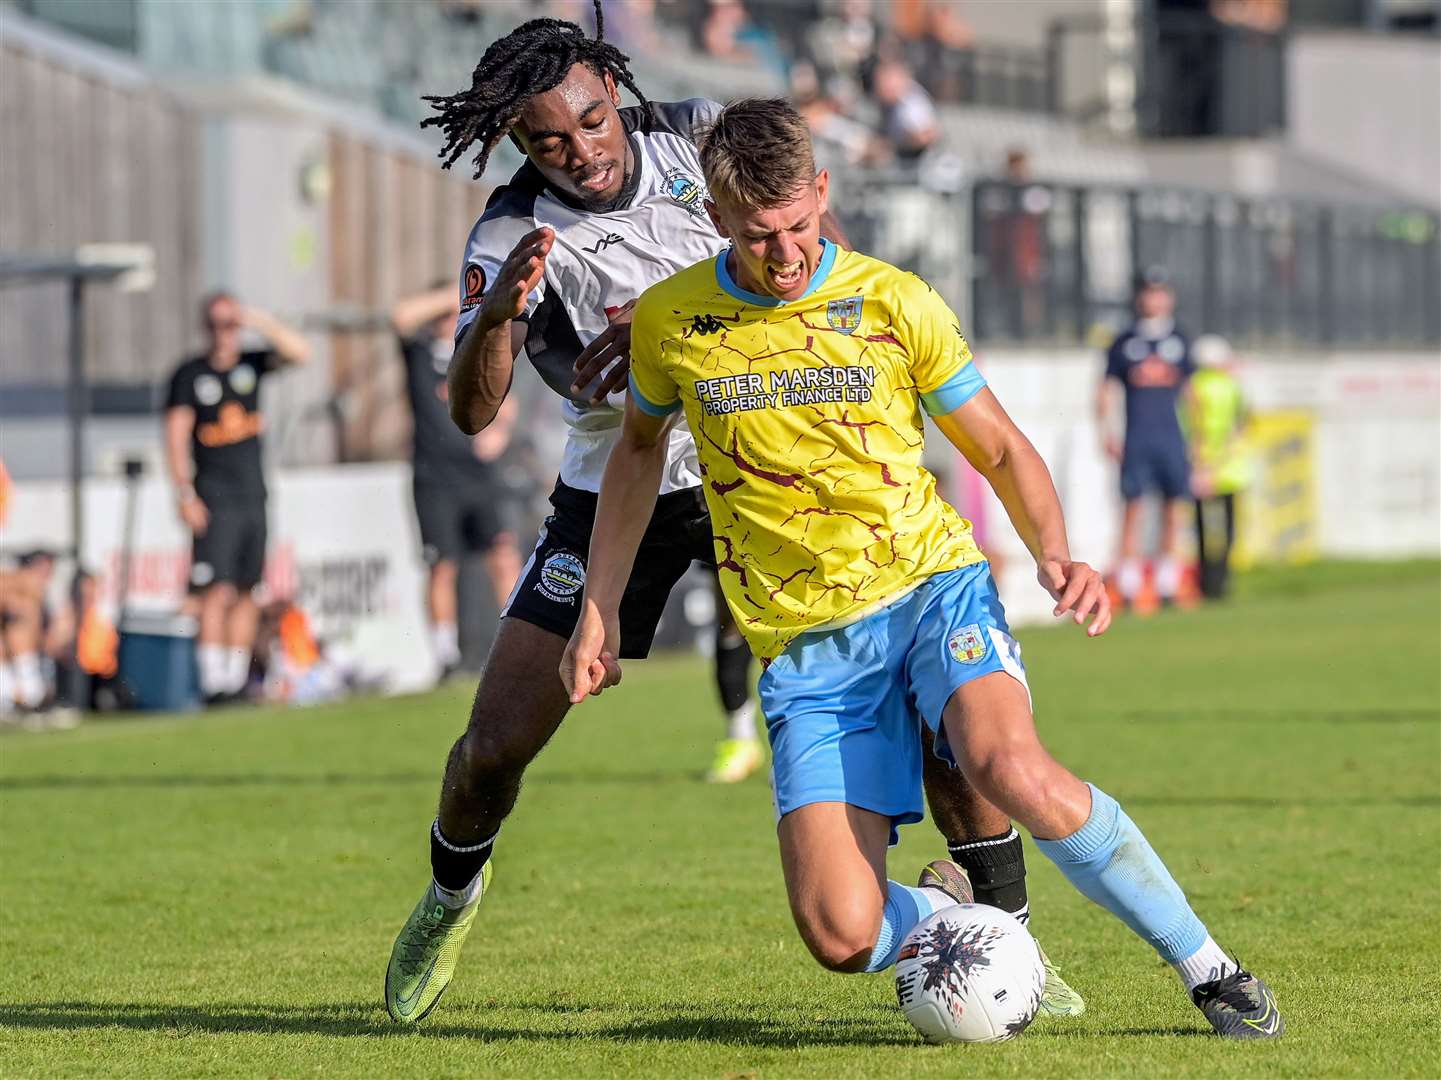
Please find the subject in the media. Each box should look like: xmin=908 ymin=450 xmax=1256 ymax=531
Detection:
xmin=455 ymin=98 xmax=728 ymax=494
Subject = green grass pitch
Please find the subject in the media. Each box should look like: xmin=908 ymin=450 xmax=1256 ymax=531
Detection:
xmin=2 ymin=561 xmax=1438 ymax=1078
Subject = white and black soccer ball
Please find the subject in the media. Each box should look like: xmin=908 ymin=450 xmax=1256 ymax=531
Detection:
xmin=894 ymin=904 xmax=1046 ymax=1044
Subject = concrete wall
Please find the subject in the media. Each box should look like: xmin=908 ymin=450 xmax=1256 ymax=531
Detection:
xmin=1288 ymin=31 xmax=1441 ymax=209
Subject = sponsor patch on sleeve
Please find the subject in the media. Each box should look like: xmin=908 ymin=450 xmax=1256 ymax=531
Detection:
xmin=460 ymin=263 xmax=487 ymax=312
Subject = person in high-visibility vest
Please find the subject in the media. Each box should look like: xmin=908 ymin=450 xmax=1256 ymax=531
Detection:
xmin=1186 ymin=335 xmax=1250 ymax=600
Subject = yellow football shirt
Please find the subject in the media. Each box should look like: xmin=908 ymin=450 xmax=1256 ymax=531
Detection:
xmin=629 ymin=240 xmax=987 ymax=660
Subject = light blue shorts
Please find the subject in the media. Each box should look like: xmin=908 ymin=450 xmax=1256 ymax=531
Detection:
xmin=758 ymin=562 xmax=1028 ymax=845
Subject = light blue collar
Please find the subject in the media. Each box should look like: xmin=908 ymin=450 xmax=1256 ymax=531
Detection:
xmin=714 ymin=238 xmax=837 ymax=307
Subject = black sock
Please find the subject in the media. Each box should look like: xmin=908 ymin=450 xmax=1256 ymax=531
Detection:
xmin=714 ymin=627 xmax=752 ymax=713
xmin=429 ymin=820 xmax=497 ymax=891
xmin=949 ymin=828 xmax=1029 ymax=924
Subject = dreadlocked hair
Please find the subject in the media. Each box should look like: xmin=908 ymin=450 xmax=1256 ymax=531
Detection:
xmin=421 ymin=0 xmax=647 ymax=179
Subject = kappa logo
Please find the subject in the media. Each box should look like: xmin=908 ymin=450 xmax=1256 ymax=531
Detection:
xmin=688 ymin=313 xmax=727 ymax=336
xmin=662 ymin=167 xmax=706 ymax=217
xmin=536 ymin=551 xmax=585 ymax=604
xmin=826 ymin=295 xmax=864 ymax=335
xmin=583 ymin=232 xmax=625 ymax=255
xmin=947 ymin=624 xmax=988 ymax=664
xmin=460 ymin=262 xmax=486 ymax=312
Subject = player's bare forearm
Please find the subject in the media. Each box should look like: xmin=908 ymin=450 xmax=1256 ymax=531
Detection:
xmin=933 ymin=389 xmax=1069 ymax=566
xmin=584 ymin=403 xmax=670 ymax=612
xmin=163 ymin=408 xmax=195 ymax=492
xmin=448 ymin=319 xmax=525 ymax=435
xmin=390 ymin=287 xmax=456 ymax=338
xmin=936 ymin=388 xmax=1110 ymax=633
xmin=244 ymin=308 xmax=312 ymax=365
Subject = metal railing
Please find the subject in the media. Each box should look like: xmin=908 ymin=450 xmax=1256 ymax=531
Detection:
xmin=969 ymin=179 xmax=1440 ymax=348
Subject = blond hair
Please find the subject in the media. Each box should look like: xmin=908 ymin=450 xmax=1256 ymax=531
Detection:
xmin=699 ymin=98 xmax=816 ymax=210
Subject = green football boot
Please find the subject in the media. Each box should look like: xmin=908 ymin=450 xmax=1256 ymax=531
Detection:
xmin=1035 ymin=940 xmax=1086 ymax=1017
xmin=384 ymin=862 xmax=492 ymax=1024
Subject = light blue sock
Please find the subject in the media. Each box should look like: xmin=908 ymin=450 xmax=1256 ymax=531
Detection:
xmin=865 ymin=881 xmax=955 ymax=973
xmin=1034 ymin=783 xmax=1208 ymax=964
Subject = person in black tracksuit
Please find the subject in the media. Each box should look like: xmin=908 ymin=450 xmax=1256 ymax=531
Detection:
xmin=391 ymin=285 xmax=523 ymax=681
xmin=163 ymin=292 xmax=310 ymax=703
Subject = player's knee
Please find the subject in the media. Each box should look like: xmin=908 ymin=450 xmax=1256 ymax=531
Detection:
xmin=796 ymin=896 xmax=883 ymax=973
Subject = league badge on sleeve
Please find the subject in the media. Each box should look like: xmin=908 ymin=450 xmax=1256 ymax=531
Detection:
xmin=947 ymin=624 xmax=988 ymax=664
xmin=826 ymin=296 xmax=864 ymax=335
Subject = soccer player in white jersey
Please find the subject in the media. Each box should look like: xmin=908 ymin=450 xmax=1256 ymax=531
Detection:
xmin=385 ymin=6 xmax=1081 ymax=1024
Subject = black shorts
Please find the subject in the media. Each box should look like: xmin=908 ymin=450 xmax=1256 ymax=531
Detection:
xmin=190 ymin=501 xmax=267 ymax=592
xmin=504 ymin=480 xmax=715 ymax=659
xmin=414 ymin=476 xmax=508 ymax=565
xmin=1121 ymin=439 xmax=1191 ymax=501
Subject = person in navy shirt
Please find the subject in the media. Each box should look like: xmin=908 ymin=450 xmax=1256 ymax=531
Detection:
xmin=1097 ymin=270 xmax=1195 ymax=608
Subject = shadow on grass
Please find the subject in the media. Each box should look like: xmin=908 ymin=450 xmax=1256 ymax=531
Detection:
xmin=0 ymin=1000 xmax=916 ymax=1048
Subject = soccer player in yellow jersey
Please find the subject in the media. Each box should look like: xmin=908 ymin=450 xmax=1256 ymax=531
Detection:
xmin=562 ymin=100 xmax=1283 ymax=1039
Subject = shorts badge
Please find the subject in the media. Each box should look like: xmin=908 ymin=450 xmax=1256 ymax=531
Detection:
xmin=536 ymin=551 xmax=585 ymax=604
xmin=826 ymin=295 xmax=864 ymax=335
xmin=948 ymin=624 xmax=987 ymax=664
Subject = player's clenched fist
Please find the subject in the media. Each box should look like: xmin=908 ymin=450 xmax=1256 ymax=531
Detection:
xmin=1037 ymin=559 xmax=1112 ymax=637
xmin=478 ymin=227 xmax=555 ymax=330
xmin=560 ymin=597 xmax=623 ymax=703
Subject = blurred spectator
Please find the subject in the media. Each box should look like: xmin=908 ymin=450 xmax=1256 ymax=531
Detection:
xmin=1097 ymin=271 xmax=1196 ymax=610
xmin=0 ymin=550 xmax=58 ymax=714
xmin=1213 ymin=0 xmax=1288 ymax=32
xmin=791 ymin=59 xmax=889 ymax=167
xmin=164 ymin=293 xmax=311 ymax=704
xmin=602 ymin=0 xmax=662 ymax=53
xmin=871 ymin=57 xmax=939 ymax=161
xmin=808 ymin=0 xmax=878 ymax=84
xmin=253 ymin=597 xmax=382 ymax=704
xmin=987 ymin=148 xmax=1051 ymax=336
xmin=1186 ymin=335 xmax=1251 ymax=600
xmin=49 ymin=570 xmax=127 ymax=711
xmin=696 ymin=0 xmax=787 ymax=75
xmin=391 ymin=285 xmax=523 ymax=681
xmin=891 ymin=0 xmax=975 ymax=102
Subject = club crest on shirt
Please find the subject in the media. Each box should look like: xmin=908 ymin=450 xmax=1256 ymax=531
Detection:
xmin=826 ymin=295 xmax=864 ymax=335
xmin=662 ymin=167 xmax=706 ymax=218
xmin=948 ymin=624 xmax=987 ymax=664
xmin=228 ymin=363 xmax=257 ymax=395
xmin=194 ymin=374 xmax=222 ymax=406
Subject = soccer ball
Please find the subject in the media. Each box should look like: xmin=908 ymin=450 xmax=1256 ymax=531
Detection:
xmin=894 ymin=904 xmax=1046 ymax=1044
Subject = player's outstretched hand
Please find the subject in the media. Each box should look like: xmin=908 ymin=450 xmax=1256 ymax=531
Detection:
xmin=480 ymin=227 xmax=554 ymax=330
xmin=1037 ymin=559 xmax=1112 ymax=637
xmin=572 ymin=299 xmax=636 ymax=403
xmin=560 ymin=597 xmax=623 ymax=703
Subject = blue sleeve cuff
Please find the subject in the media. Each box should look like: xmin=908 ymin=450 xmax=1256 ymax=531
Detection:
xmin=628 ymin=372 xmax=682 ymax=416
xmin=920 ymin=363 xmax=987 ymax=416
